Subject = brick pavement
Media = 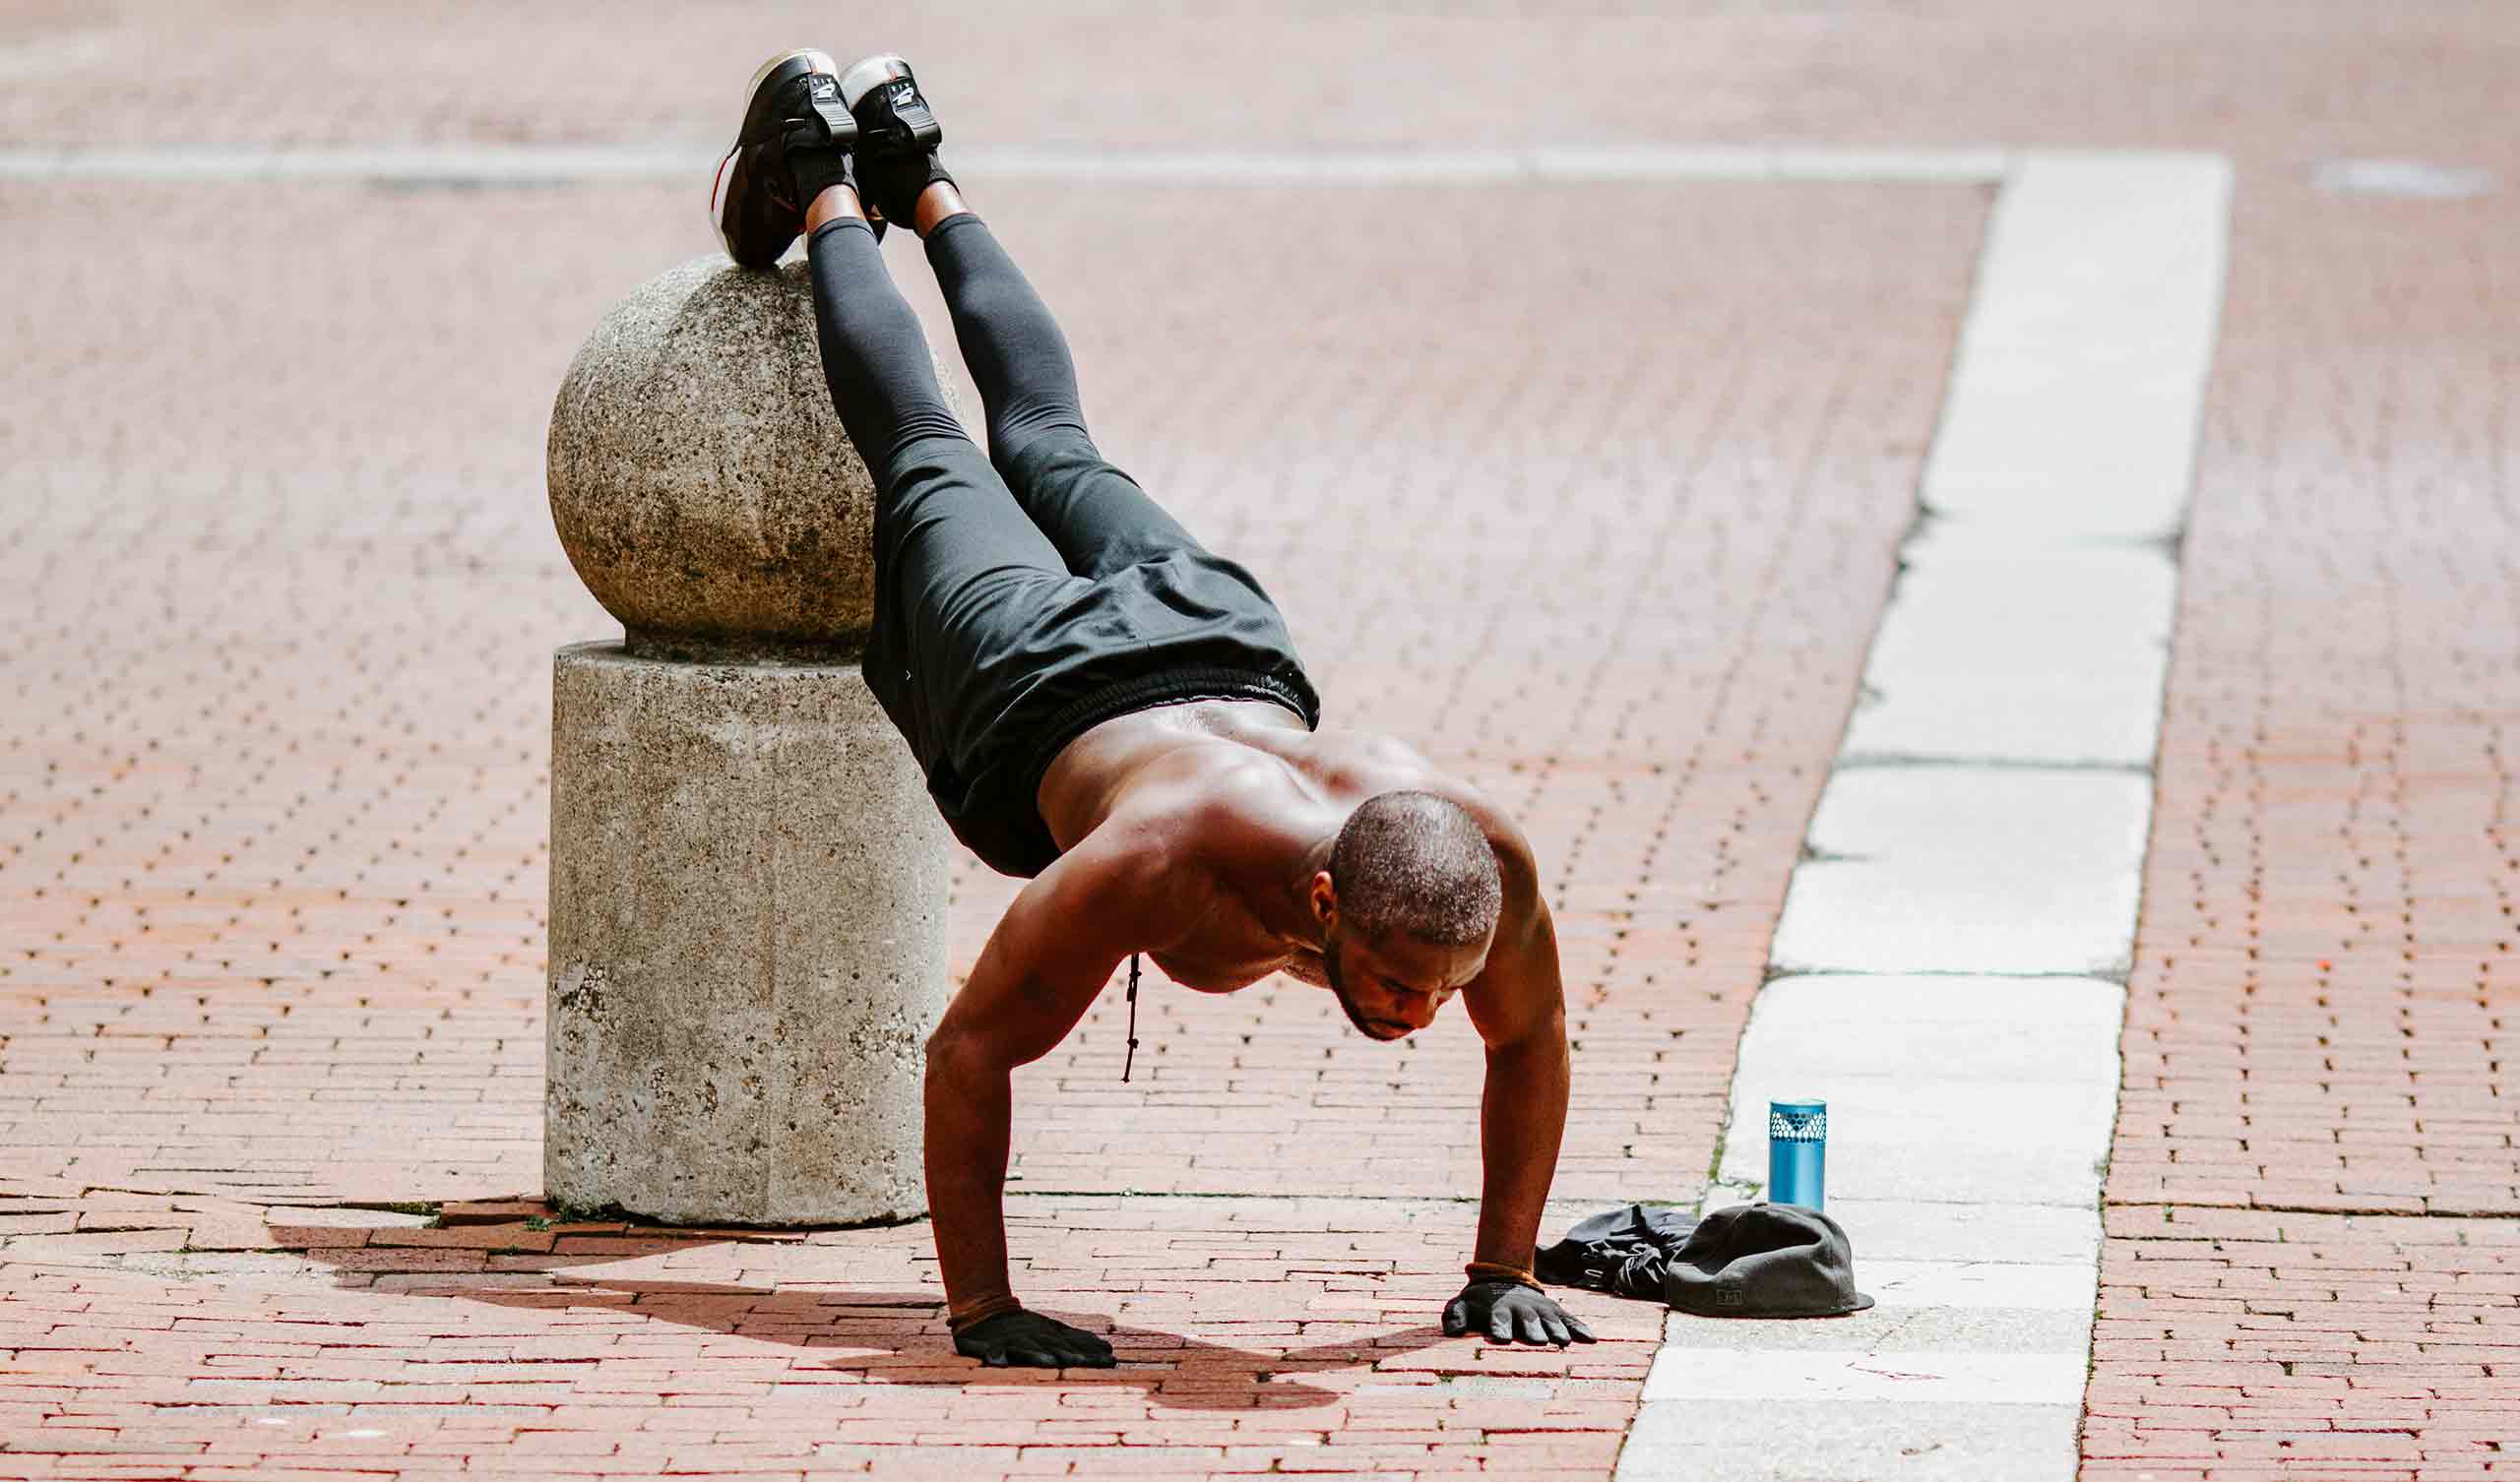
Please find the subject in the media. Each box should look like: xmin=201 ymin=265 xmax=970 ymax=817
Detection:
xmin=2085 ymin=169 xmax=2520 ymax=1478
xmin=2 ymin=1 xmax=2511 ymax=162
xmin=12 ymin=2 xmax=2520 ymax=1477
xmin=0 ymin=156 xmax=1981 ymax=1479
xmin=0 ymin=1195 xmax=1664 ymax=1480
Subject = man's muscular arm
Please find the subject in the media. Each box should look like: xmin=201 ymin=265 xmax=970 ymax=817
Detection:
xmin=1453 ymin=820 xmax=1595 ymax=1346
xmin=922 ymin=825 xmax=1170 ymax=1366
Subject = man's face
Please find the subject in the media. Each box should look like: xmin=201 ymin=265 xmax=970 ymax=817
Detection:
xmin=1321 ymin=922 xmax=1489 ymax=1041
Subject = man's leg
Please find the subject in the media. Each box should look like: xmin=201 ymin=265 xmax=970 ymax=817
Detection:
xmin=802 ymin=185 xmax=975 ymax=472
xmin=801 ymin=185 xmax=1076 ymax=800
xmin=908 ymin=187 xmax=1213 ymax=581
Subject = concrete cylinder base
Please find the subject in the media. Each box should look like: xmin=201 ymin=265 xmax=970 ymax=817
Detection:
xmin=545 ymin=641 xmax=949 ymax=1226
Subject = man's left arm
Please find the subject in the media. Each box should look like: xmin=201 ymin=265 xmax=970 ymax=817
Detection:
xmin=1452 ymin=826 xmax=1595 ymax=1347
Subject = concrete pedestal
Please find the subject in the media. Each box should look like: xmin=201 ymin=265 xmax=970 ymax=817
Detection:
xmin=544 ymin=642 xmax=949 ymax=1225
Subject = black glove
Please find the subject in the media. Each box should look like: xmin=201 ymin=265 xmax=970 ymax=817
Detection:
xmin=1443 ymin=1278 xmax=1598 ymax=1347
xmin=952 ymin=1307 xmax=1116 ymax=1369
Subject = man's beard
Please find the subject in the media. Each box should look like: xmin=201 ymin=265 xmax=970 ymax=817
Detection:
xmin=1322 ymin=936 xmax=1408 ymax=1041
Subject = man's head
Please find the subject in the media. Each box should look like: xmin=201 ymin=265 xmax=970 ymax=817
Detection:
xmin=1309 ymin=790 xmax=1504 ymax=1041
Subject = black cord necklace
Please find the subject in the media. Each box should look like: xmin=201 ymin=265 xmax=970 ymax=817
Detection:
xmin=1121 ymin=953 xmax=1141 ymax=1082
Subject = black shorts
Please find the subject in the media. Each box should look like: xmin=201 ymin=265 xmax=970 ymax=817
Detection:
xmin=859 ymin=428 xmax=1320 ymax=877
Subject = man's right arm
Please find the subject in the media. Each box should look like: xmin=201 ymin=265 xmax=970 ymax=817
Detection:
xmin=921 ymin=823 xmax=1168 ymax=1364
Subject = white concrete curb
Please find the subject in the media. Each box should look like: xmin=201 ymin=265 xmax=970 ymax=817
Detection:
xmin=1615 ymin=151 xmax=2230 ymax=1482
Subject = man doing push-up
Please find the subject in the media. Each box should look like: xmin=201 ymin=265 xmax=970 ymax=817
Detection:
xmin=713 ymin=48 xmax=1595 ymax=1369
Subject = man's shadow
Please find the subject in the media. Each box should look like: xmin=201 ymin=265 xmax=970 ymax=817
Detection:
xmin=302 ymin=1246 xmax=1458 ymax=1412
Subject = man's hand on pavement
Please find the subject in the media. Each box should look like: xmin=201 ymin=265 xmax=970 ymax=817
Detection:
xmin=952 ymin=1308 xmax=1116 ymax=1368
xmin=1442 ymin=1278 xmax=1597 ymax=1347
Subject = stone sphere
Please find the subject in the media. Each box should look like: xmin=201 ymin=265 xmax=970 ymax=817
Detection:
xmin=547 ymin=256 xmax=942 ymax=659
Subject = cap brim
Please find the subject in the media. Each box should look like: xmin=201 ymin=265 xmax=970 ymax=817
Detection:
xmin=1667 ymin=1290 xmax=1877 ymax=1320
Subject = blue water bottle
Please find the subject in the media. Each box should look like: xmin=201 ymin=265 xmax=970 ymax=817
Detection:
xmin=1768 ymin=1098 xmax=1827 ymax=1209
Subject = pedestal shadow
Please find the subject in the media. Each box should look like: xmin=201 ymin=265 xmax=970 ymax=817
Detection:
xmin=300 ymin=1245 xmax=1458 ymax=1413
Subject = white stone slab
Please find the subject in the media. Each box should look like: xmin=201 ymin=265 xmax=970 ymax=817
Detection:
xmin=1842 ymin=542 xmax=2176 ymax=767
xmin=1781 ymin=1198 xmax=2102 ymax=1265
xmin=1754 ymin=973 xmax=2126 ymax=1027
xmin=1753 ymin=1139 xmax=2109 ymax=1205
xmin=1663 ymin=1303 xmax=2091 ymax=1354
xmin=1618 ymin=1398 xmax=2079 ymax=1482
xmin=1919 ymin=153 xmax=2230 ymax=543
xmin=2313 ymin=156 xmax=2498 ymax=200
xmin=1858 ymin=1260 xmax=2096 ymax=1311
xmin=1732 ymin=974 xmax=2126 ymax=1077
xmin=1721 ymin=1115 xmax=2114 ymax=1205
xmin=1693 ymin=1186 xmax=2104 ymax=1266
xmin=1768 ymin=768 xmax=2151 ymax=977
xmin=1716 ymin=975 xmax=2125 ymax=1199
xmin=1631 ymin=147 xmax=2226 ymax=1474
xmin=1643 ymin=1348 xmax=2088 ymax=1404
xmin=1733 ymin=1030 xmax=2113 ymax=1082
xmin=1723 ymin=1078 xmax=2119 ymax=1131
xmin=1719 ymin=1112 xmax=2116 ymax=1205
xmin=1764 ymin=146 xmax=2017 ymax=182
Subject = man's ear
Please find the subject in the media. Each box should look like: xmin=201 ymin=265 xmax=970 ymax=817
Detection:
xmin=1308 ymin=870 xmax=1337 ymax=927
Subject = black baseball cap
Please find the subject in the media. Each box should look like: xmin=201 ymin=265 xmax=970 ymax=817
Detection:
xmin=1663 ymin=1203 xmax=1875 ymax=1319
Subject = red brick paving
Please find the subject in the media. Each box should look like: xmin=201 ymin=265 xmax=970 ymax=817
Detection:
xmin=0 ymin=149 xmax=1978 ymax=1482
xmin=0 ymin=175 xmax=1978 ymax=1206
xmin=2089 ymin=162 xmax=2520 ymax=1477
xmin=14 ymin=2 xmax=2520 ymax=1477
xmin=0 ymin=1195 xmax=1665 ymax=1481
xmin=2 ymin=1 xmax=2511 ymax=165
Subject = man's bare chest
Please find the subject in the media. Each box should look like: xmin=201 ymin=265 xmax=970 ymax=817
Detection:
xmin=1145 ymin=938 xmax=1328 ymax=995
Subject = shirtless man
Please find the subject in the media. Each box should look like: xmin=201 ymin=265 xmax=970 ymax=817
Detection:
xmin=715 ymin=49 xmax=1596 ymax=1369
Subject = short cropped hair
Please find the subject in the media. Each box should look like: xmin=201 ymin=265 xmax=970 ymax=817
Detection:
xmin=1328 ymin=791 xmax=1504 ymax=947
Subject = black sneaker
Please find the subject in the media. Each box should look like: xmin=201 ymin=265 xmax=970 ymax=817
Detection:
xmin=712 ymin=47 xmax=868 ymax=269
xmin=836 ymin=53 xmax=955 ymax=231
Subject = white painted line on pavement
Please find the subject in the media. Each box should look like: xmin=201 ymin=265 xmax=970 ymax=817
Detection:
xmin=0 ymin=144 xmax=708 ymax=182
xmin=1840 ymin=532 xmax=2177 ymax=768
xmin=1725 ymin=1196 xmax=2102 ymax=1266
xmin=1717 ymin=984 xmax=2127 ymax=1210
xmin=1766 ymin=769 xmax=2153 ymax=978
xmin=1622 ymin=1397 xmax=2083 ymax=1480
xmin=1858 ymin=1260 xmax=2097 ymax=1311
xmin=0 ymin=142 xmax=2073 ymax=187
xmin=1919 ymin=154 xmax=2231 ymax=544
xmin=1645 ymin=1349 xmax=2090 ymax=1405
xmin=1616 ymin=151 xmax=2230 ymax=1482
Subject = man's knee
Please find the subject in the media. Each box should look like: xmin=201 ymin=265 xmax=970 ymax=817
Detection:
xmin=987 ymin=403 xmax=1092 ymax=472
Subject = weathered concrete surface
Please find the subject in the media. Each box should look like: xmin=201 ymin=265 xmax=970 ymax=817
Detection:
xmin=1839 ymin=533 xmax=2176 ymax=769
xmin=546 ymin=256 xmax=946 ymax=659
xmin=1716 ymin=975 xmax=2127 ymax=1205
xmin=1622 ymin=1398 xmax=2081 ymax=1481
xmin=1766 ymin=767 xmax=2153 ymax=979
xmin=546 ymin=642 xmax=949 ymax=1224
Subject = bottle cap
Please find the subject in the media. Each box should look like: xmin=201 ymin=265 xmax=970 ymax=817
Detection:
xmin=1768 ymin=1098 xmax=1827 ymax=1142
